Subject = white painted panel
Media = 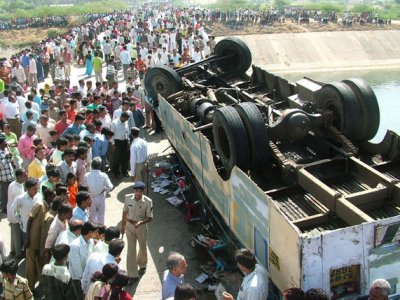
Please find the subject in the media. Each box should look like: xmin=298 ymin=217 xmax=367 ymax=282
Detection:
xmin=321 ymin=225 xmax=365 ymax=294
xmin=301 ymin=235 xmax=323 ymax=291
xmin=269 ymin=200 xmax=302 ymax=291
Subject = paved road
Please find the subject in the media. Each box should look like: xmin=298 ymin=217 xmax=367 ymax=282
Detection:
xmin=0 ymin=60 xmax=204 ymax=299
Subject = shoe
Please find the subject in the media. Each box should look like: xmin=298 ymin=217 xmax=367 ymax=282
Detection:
xmin=129 ymin=277 xmax=139 ymax=283
xmin=139 ymin=267 xmax=146 ymax=275
xmin=123 ymin=173 xmax=130 ymax=178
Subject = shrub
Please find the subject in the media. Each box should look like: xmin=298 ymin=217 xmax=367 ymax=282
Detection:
xmin=47 ymin=28 xmax=66 ymax=39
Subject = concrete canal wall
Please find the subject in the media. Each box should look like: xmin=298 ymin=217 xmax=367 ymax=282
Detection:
xmin=221 ymin=30 xmax=400 ymax=73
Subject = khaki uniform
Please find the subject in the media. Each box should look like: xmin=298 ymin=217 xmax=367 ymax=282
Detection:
xmin=124 ymin=194 xmax=153 ymax=277
xmin=26 ymin=202 xmax=50 ymax=290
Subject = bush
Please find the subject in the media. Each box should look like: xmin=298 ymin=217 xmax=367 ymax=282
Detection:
xmin=2 ymin=0 xmax=127 ymax=18
xmin=47 ymin=28 xmax=66 ymax=39
xmin=304 ymin=2 xmax=344 ymax=13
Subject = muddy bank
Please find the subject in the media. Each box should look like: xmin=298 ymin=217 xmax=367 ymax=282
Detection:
xmin=219 ymin=30 xmax=400 ymax=73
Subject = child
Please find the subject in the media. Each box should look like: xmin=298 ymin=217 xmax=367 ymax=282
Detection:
xmin=66 ymin=172 xmax=78 ymax=208
xmin=0 ymin=258 xmax=33 ymax=299
xmin=72 ymin=135 xmax=80 ymax=150
xmin=75 ymin=146 xmax=88 ymax=185
xmin=68 ymin=99 xmax=78 ymax=121
xmin=50 ymin=137 xmax=68 ymax=165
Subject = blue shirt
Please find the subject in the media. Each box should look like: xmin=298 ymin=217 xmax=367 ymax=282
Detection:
xmin=72 ymin=206 xmax=89 ymax=223
xmin=92 ymin=133 xmax=108 ymax=158
xmin=61 ymin=123 xmax=86 ymax=137
xmin=129 ymin=109 xmax=145 ymax=129
xmin=21 ymin=55 xmax=30 ymax=68
xmin=162 ymin=270 xmax=184 ymax=300
xmin=21 ymin=109 xmax=39 ymax=123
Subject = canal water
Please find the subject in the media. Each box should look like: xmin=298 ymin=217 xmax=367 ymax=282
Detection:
xmin=280 ymin=68 xmax=400 ymax=143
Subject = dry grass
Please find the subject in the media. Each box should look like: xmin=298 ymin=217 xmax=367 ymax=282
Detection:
xmin=0 ymin=27 xmax=66 ymax=50
xmin=209 ymin=20 xmax=400 ymax=36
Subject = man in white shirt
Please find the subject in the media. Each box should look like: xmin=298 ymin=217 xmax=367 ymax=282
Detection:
xmin=98 ymin=106 xmax=112 ymax=128
xmin=36 ymin=114 xmax=54 ymax=148
xmin=11 ymin=62 xmax=26 ymax=86
xmin=15 ymin=90 xmax=26 ymax=122
xmin=44 ymin=204 xmax=73 ymax=260
xmin=68 ymin=221 xmax=97 ymax=299
xmin=28 ymin=54 xmax=38 ymax=89
xmin=222 ymin=248 xmax=268 ymax=300
xmin=120 ymin=46 xmax=131 ymax=80
xmin=84 ymin=157 xmax=113 ymax=224
xmin=139 ymin=44 xmax=149 ymax=60
xmin=4 ymin=95 xmax=21 ymax=137
xmin=161 ymin=47 xmax=169 ymax=65
xmin=81 ymin=239 xmax=124 ymax=294
xmin=93 ymin=226 xmax=120 ymax=254
xmin=55 ymin=219 xmax=83 ymax=246
xmin=103 ymin=40 xmax=112 ymax=62
xmin=7 ymin=168 xmax=27 ymax=259
xmin=129 ymin=127 xmax=148 ymax=183
xmin=54 ymin=61 xmax=66 ymax=84
xmin=155 ymin=52 xmax=164 ymax=66
xmin=9 ymin=178 xmax=41 ymax=243
xmin=110 ymin=112 xmax=130 ymax=178
xmin=112 ymin=100 xmax=132 ymax=121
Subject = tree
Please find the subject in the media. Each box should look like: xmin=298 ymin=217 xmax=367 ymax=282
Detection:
xmin=274 ymin=0 xmax=290 ymax=11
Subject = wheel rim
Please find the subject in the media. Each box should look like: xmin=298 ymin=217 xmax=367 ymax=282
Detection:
xmin=152 ymin=74 xmax=175 ymax=97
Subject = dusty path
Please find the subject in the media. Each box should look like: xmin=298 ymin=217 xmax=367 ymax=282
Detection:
xmin=0 ymin=62 xmax=206 ymax=299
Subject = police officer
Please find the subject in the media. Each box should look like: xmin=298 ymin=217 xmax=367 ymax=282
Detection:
xmin=120 ymin=181 xmax=153 ymax=281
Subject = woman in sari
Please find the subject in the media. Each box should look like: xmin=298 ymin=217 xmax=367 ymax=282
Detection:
xmin=85 ymin=50 xmax=93 ymax=76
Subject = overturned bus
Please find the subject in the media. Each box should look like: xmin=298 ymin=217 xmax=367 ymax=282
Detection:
xmin=144 ymin=37 xmax=400 ymax=299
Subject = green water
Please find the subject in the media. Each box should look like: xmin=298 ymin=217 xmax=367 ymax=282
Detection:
xmin=281 ymin=68 xmax=400 ymax=143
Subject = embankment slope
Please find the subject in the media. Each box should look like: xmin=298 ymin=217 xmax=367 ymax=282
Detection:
xmin=222 ymin=30 xmax=400 ymax=73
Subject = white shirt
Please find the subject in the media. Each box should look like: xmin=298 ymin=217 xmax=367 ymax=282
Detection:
xmin=139 ymin=47 xmax=149 ymax=59
xmin=237 ymin=264 xmax=269 ymax=300
xmin=68 ymin=236 xmax=94 ymax=280
xmin=81 ymin=252 xmax=117 ymax=294
xmin=16 ymin=96 xmax=26 ymax=118
xmin=130 ymin=137 xmax=148 ymax=177
xmin=29 ymin=58 xmax=37 ymax=74
xmin=9 ymin=192 xmax=41 ymax=232
xmin=7 ymin=181 xmax=25 ymax=223
xmin=36 ymin=124 xmax=54 ymax=147
xmin=120 ymin=50 xmax=131 ymax=65
xmin=99 ymin=114 xmax=112 ymax=128
xmin=45 ymin=216 xmax=68 ymax=249
xmin=84 ymin=170 xmax=113 ymax=197
xmin=112 ymin=108 xmax=132 ymax=121
xmin=11 ymin=66 xmax=26 ymax=83
xmin=55 ymin=229 xmax=78 ymax=246
xmin=192 ymin=51 xmax=202 ymax=63
xmin=55 ymin=66 xmax=65 ymax=81
xmin=93 ymin=240 xmax=108 ymax=254
xmin=110 ymin=118 xmax=129 ymax=144
xmin=4 ymin=101 xmax=19 ymax=119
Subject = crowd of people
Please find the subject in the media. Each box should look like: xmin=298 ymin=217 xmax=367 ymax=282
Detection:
xmin=0 ymin=2 xmax=394 ymax=300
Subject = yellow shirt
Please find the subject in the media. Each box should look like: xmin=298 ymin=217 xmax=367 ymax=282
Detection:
xmin=27 ymin=158 xmax=46 ymax=179
xmin=3 ymin=274 xmax=33 ymax=300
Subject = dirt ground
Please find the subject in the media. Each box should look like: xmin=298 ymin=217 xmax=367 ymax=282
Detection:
xmin=209 ymin=19 xmax=400 ymax=36
xmin=0 ymin=62 xmax=241 ymax=299
xmin=1 ymin=19 xmax=399 ymax=53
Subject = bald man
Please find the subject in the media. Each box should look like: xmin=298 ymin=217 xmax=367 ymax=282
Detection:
xmin=55 ymin=219 xmax=83 ymax=246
